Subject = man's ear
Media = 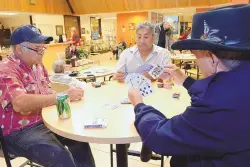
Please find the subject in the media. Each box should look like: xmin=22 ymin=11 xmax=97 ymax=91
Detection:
xmin=15 ymin=45 xmax=24 ymax=55
xmin=207 ymin=51 xmax=219 ymax=72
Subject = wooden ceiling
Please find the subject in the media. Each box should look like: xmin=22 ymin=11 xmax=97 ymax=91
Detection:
xmin=0 ymin=0 xmax=71 ymax=14
xmin=68 ymin=0 xmax=232 ymax=14
xmin=0 ymin=0 xmax=231 ymax=15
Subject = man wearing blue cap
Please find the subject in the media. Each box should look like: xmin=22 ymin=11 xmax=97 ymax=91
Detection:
xmin=0 ymin=25 xmax=95 ymax=167
xmin=128 ymin=4 xmax=250 ymax=167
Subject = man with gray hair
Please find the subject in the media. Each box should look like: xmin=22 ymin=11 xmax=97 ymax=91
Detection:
xmin=114 ymin=21 xmax=170 ymax=82
xmin=51 ymin=60 xmax=86 ymax=89
xmin=0 ymin=25 xmax=95 ymax=167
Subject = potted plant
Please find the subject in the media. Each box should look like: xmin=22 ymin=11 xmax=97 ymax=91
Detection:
xmin=77 ymin=48 xmax=89 ymax=59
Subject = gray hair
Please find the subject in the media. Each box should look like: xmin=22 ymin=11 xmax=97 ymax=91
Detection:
xmin=136 ymin=21 xmax=155 ymax=35
xmin=12 ymin=42 xmax=28 ymax=52
xmin=215 ymin=51 xmax=247 ymax=70
xmin=52 ymin=60 xmax=65 ymax=73
xmin=220 ymin=59 xmax=241 ymax=70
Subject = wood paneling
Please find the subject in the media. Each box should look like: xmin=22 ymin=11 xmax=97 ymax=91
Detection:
xmin=0 ymin=0 xmax=71 ymax=14
xmin=196 ymin=7 xmax=212 ymax=12
xmin=69 ymin=0 xmax=232 ymax=14
xmin=232 ymin=0 xmax=250 ymax=3
xmin=0 ymin=0 xmax=232 ymax=15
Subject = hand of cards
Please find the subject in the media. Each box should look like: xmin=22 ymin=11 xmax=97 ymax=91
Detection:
xmin=125 ymin=73 xmax=153 ymax=97
xmin=136 ymin=64 xmax=169 ymax=79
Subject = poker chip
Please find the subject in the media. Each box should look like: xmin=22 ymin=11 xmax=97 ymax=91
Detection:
xmin=157 ymin=83 xmax=164 ymax=88
xmin=172 ymin=93 xmax=180 ymax=98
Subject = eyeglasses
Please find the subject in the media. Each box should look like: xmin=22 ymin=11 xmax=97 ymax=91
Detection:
xmin=20 ymin=45 xmax=47 ymax=54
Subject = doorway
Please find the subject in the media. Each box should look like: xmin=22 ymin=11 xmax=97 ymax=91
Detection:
xmin=64 ymin=15 xmax=81 ymax=40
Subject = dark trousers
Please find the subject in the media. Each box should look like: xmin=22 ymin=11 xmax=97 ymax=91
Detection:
xmin=170 ymin=156 xmax=188 ymax=167
xmin=4 ymin=122 xmax=95 ymax=167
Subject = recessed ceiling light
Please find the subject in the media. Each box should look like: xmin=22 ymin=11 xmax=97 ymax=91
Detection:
xmin=0 ymin=12 xmax=18 ymax=15
xmin=103 ymin=17 xmax=117 ymax=20
xmin=178 ymin=13 xmax=183 ymax=15
xmin=180 ymin=8 xmax=184 ymax=9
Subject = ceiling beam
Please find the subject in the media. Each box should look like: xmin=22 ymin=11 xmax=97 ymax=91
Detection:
xmin=65 ymin=0 xmax=75 ymax=14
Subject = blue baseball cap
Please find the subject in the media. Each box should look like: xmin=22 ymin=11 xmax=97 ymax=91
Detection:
xmin=10 ymin=25 xmax=53 ymax=45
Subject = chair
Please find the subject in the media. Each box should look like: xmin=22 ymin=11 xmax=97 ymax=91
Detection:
xmin=0 ymin=128 xmax=41 ymax=167
xmin=110 ymin=144 xmax=165 ymax=167
xmin=50 ymin=82 xmax=70 ymax=93
xmin=184 ymin=63 xmax=201 ymax=79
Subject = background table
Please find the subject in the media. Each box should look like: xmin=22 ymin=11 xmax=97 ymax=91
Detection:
xmin=76 ymin=66 xmax=115 ymax=81
xmin=171 ymin=54 xmax=201 ymax=79
xmin=42 ymin=81 xmax=191 ymax=167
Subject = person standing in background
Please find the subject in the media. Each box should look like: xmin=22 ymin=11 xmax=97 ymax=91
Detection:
xmin=179 ymin=27 xmax=192 ymax=40
xmin=70 ymin=27 xmax=80 ymax=46
xmin=155 ymin=19 xmax=174 ymax=52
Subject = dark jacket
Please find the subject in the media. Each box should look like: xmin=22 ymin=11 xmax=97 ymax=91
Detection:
xmin=65 ymin=46 xmax=80 ymax=60
xmin=134 ymin=61 xmax=250 ymax=167
xmin=155 ymin=23 xmax=174 ymax=51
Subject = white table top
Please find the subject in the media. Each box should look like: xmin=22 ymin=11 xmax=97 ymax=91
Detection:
xmin=42 ymin=81 xmax=191 ymax=144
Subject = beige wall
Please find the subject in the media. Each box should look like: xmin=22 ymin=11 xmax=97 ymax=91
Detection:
xmin=102 ymin=19 xmax=116 ymax=41
xmin=179 ymin=15 xmax=193 ymax=22
xmin=80 ymin=15 xmax=91 ymax=41
xmin=0 ymin=15 xmax=30 ymax=31
xmin=32 ymin=14 xmax=65 ymax=43
xmin=80 ymin=15 xmax=117 ymax=41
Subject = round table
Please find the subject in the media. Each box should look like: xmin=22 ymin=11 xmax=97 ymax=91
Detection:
xmin=42 ymin=81 xmax=190 ymax=167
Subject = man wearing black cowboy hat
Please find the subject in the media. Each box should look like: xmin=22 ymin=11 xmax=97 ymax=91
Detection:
xmin=128 ymin=4 xmax=250 ymax=167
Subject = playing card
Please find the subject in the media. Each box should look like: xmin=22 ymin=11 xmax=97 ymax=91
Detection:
xmin=102 ymin=104 xmax=120 ymax=109
xmin=140 ymin=75 xmax=150 ymax=85
xmin=139 ymin=82 xmax=153 ymax=97
xmin=125 ymin=73 xmax=141 ymax=88
xmin=148 ymin=65 xmax=163 ymax=79
xmin=136 ymin=64 xmax=154 ymax=73
xmin=120 ymin=98 xmax=131 ymax=104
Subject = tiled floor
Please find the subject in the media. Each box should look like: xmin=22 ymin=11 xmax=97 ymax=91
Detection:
xmin=0 ymin=143 xmax=171 ymax=167
xmin=0 ymin=52 xmax=174 ymax=167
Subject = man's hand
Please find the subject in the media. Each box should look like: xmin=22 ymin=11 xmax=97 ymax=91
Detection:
xmin=65 ymin=87 xmax=84 ymax=102
xmin=142 ymin=72 xmax=156 ymax=82
xmin=128 ymin=89 xmax=143 ymax=106
xmin=163 ymin=64 xmax=187 ymax=85
xmin=113 ymin=71 xmax=125 ymax=82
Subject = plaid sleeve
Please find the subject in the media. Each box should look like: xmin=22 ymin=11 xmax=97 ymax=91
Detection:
xmin=0 ymin=74 xmax=26 ymax=109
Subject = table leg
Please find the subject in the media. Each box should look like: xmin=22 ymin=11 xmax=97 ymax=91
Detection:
xmin=180 ymin=61 xmax=183 ymax=68
xmin=116 ymin=144 xmax=128 ymax=167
